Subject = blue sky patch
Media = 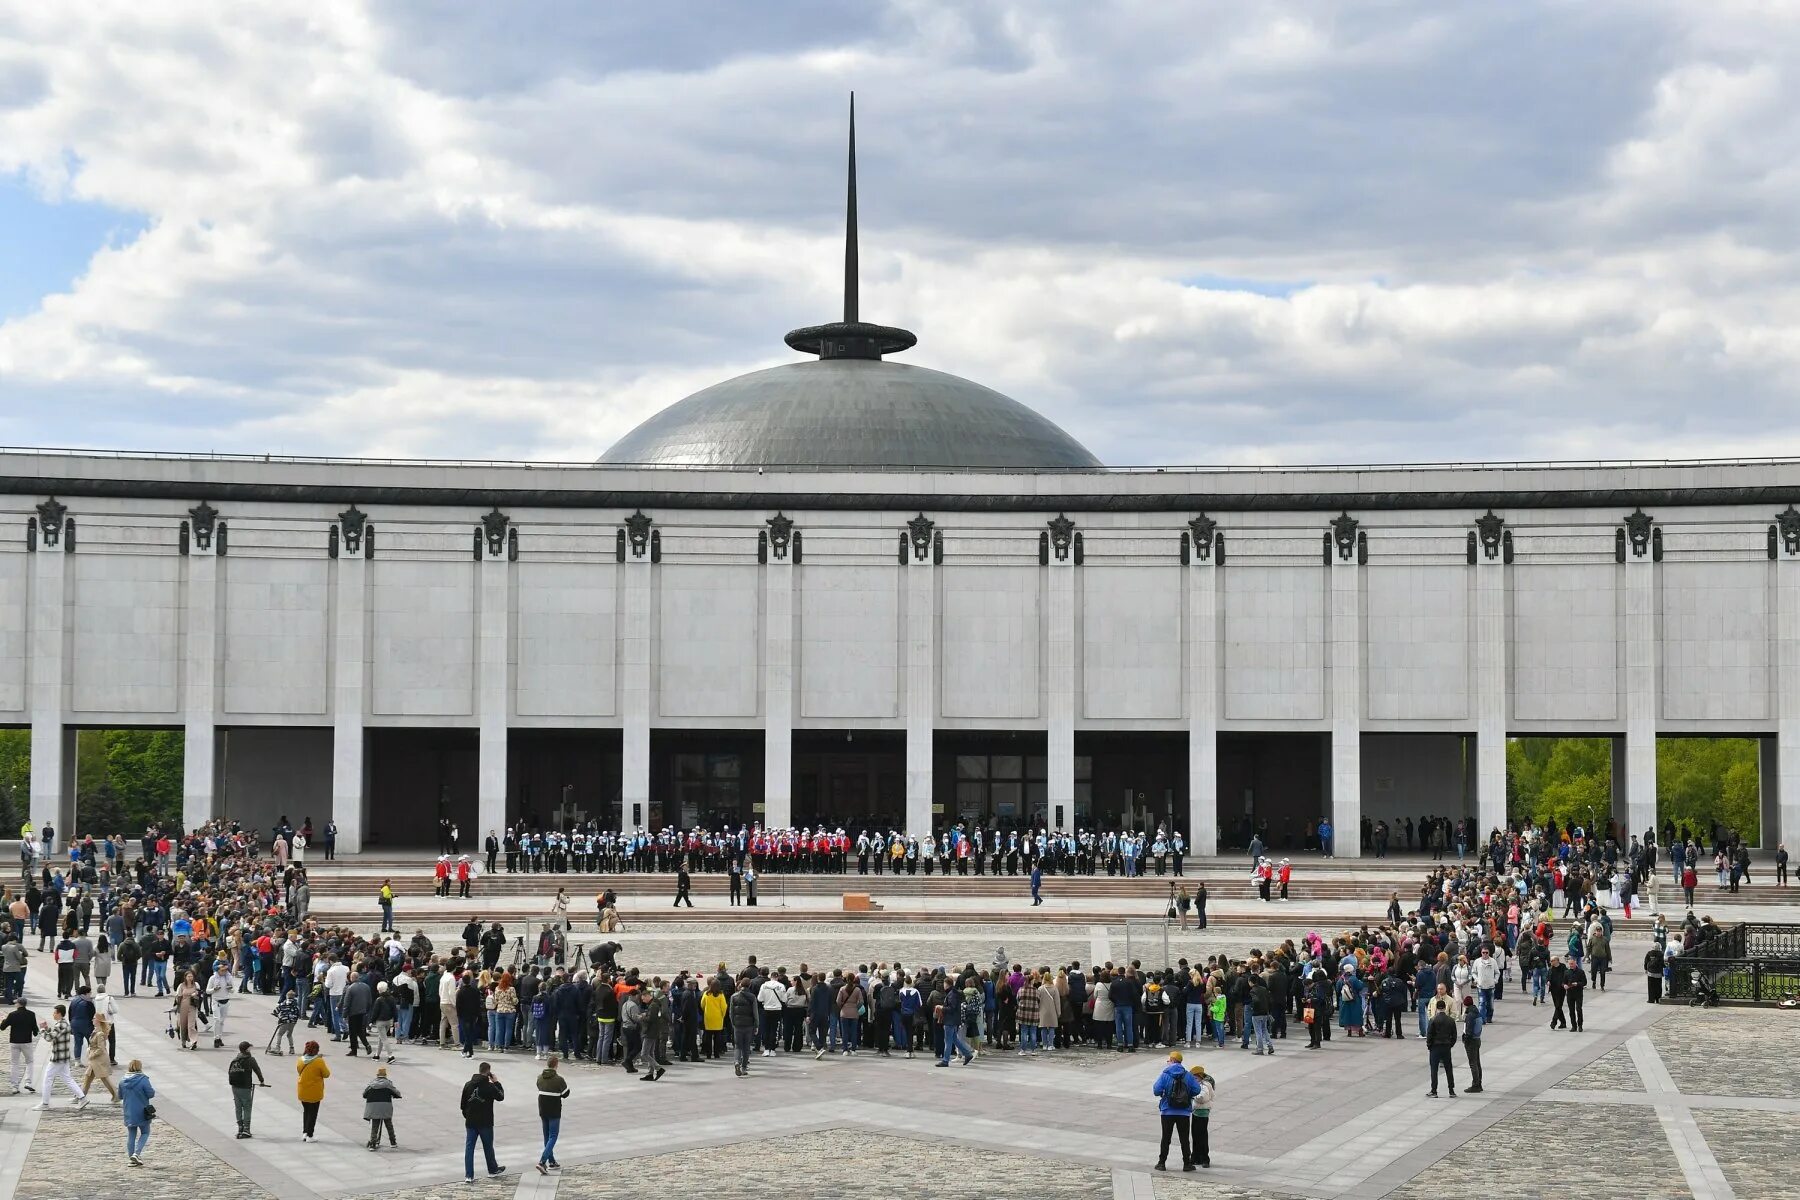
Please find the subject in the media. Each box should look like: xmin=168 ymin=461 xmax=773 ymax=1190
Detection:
xmin=0 ymin=174 xmax=146 ymax=320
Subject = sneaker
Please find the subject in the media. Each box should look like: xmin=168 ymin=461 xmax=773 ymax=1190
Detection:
xmin=1154 ymin=1162 xmax=1168 ymax=1172
xmin=814 ymin=1049 xmax=826 ymax=1061
xmin=489 ymin=1167 xmax=507 ymax=1177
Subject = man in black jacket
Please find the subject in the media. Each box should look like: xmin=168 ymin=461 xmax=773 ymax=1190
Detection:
xmin=460 ymin=1062 xmax=506 ymax=1182
xmin=1547 ymin=958 xmax=1570 ymax=1029
xmin=1425 ymin=998 xmax=1458 ymax=1097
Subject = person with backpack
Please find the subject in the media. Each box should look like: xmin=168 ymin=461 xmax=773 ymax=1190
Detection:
xmin=1151 ymin=1049 xmax=1202 ymax=1171
xmin=227 ymin=1041 xmax=268 ymax=1138
xmin=269 ymin=990 xmax=300 ymax=1056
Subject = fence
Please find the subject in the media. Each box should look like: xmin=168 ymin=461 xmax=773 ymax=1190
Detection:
xmin=1666 ymin=921 xmax=1800 ymax=1003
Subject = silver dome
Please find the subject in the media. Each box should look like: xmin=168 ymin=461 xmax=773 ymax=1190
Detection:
xmin=599 ymin=358 xmax=1103 ymax=470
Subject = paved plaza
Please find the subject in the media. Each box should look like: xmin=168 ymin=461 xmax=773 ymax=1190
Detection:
xmin=3 ymin=916 xmax=1796 ymax=1200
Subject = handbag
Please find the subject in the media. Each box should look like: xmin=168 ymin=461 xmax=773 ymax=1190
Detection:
xmin=1302 ymin=1006 xmax=1316 ymax=1025
xmin=142 ymin=1104 xmax=156 ymax=1121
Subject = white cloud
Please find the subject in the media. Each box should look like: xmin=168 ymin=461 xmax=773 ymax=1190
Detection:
xmin=0 ymin=1 xmax=1798 ymax=466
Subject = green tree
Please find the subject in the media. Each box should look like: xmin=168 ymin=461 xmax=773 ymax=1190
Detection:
xmin=70 ymin=729 xmax=184 ymax=837
xmin=1507 ymin=736 xmax=1611 ymax=830
xmin=0 ymin=728 xmax=26 ymax=835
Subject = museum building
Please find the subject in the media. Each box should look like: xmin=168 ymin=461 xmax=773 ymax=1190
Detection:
xmin=7 ymin=123 xmax=1800 ymax=856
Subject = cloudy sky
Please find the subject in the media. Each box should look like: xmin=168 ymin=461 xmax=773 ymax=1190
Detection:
xmin=0 ymin=1 xmax=1796 ymax=467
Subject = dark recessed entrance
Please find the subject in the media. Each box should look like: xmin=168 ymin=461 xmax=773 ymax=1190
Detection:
xmin=650 ymin=730 xmax=763 ymax=831
xmin=793 ymin=730 xmax=903 ymax=832
xmin=1217 ymin=733 xmax=1327 ymax=851
xmin=1081 ymin=731 xmax=1187 ymax=833
xmin=507 ymin=730 xmax=622 ymax=832
xmin=366 ymin=728 xmax=477 ymax=848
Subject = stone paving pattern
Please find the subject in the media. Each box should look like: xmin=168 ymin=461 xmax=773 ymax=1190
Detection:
xmin=1387 ymin=1102 xmax=1690 ymax=1200
xmin=1692 ymin=1108 xmax=1800 ymax=1198
xmin=1650 ymin=1007 xmax=1800 ymax=1098
xmin=1556 ymin=1045 xmax=1645 ymax=1092
xmin=16 ymin=1103 xmax=274 ymax=1200
xmin=560 ymin=1128 xmax=1112 ymax=1197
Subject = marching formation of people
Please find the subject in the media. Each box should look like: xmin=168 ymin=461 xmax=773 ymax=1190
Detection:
xmin=481 ymin=822 xmax=1197 ymax=878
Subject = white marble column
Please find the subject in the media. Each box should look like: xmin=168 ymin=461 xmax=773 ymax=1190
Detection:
xmin=28 ymin=520 xmax=69 ymax=839
xmin=904 ymin=533 xmax=936 ymax=837
xmin=1775 ymin=554 xmax=1800 ymax=850
xmin=1328 ymin=545 xmax=1363 ymax=858
xmin=1186 ymin=552 xmax=1219 ymax=856
xmin=1474 ymin=542 xmax=1508 ymax=837
xmin=476 ymin=551 xmax=510 ymax=841
xmin=763 ymin=548 xmax=795 ymax=830
xmin=620 ymin=551 xmax=653 ymax=832
xmin=181 ymin=541 xmax=220 ymax=831
xmin=330 ymin=536 xmax=368 ymax=853
xmin=1623 ymin=548 xmax=1658 ymax=841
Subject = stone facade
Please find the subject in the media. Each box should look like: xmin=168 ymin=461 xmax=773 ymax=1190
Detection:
xmin=7 ymin=451 xmax=1800 ymax=852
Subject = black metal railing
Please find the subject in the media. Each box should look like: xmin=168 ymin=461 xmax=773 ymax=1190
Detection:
xmin=1665 ymin=921 xmax=1800 ymax=1003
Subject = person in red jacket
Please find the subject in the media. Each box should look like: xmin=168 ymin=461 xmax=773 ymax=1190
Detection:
xmin=1278 ymin=860 xmax=1292 ymax=901
xmin=435 ymin=858 xmax=451 ymax=898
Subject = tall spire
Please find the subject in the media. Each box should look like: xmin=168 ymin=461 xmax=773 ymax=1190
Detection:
xmin=845 ymin=92 xmax=858 ymax=324
xmin=784 ymin=93 xmax=915 ymax=361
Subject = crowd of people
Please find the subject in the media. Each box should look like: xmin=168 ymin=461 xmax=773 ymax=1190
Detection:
xmin=0 ymin=810 xmax=1750 ymax=1181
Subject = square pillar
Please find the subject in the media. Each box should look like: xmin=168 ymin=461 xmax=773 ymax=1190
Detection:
xmin=331 ymin=537 xmax=368 ymax=853
xmin=1186 ymin=548 xmax=1219 ymax=856
xmin=762 ymin=547 xmax=795 ymax=831
xmin=903 ymin=525 xmax=936 ymax=837
xmin=1474 ymin=541 xmax=1508 ymax=838
xmin=1328 ymin=538 xmax=1362 ymax=858
xmin=181 ymin=542 xmax=220 ymax=831
xmin=620 ymin=552 xmax=653 ymax=832
xmin=1776 ymin=553 xmax=1800 ymax=851
xmin=1046 ymin=540 xmax=1075 ymax=831
xmin=476 ymin=552 xmax=510 ymax=841
xmin=1623 ymin=550 xmax=1658 ymax=841
xmin=27 ymin=522 xmax=70 ymax=840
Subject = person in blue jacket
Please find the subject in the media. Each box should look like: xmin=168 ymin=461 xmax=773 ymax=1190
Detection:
xmin=1151 ymin=1049 xmax=1202 ymax=1172
xmin=119 ymin=1059 xmax=155 ymax=1165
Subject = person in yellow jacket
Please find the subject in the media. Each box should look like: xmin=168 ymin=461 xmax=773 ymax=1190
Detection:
xmin=700 ymin=979 xmax=729 ymax=1059
xmin=296 ymin=1040 xmax=331 ymax=1142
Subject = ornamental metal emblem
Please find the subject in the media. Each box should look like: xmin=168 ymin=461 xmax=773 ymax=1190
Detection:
xmin=765 ymin=513 xmax=794 ymax=560
xmin=35 ymin=496 xmax=66 ymax=547
xmin=480 ymin=507 xmax=510 ymax=558
xmin=339 ymin=505 xmax=367 ymax=553
xmin=1187 ymin=513 xmax=1216 ymax=561
xmin=906 ymin=513 xmax=935 ymax=562
xmin=1475 ymin=510 xmax=1505 ymax=560
xmin=188 ymin=501 xmax=220 ymax=551
xmin=1330 ymin=511 xmax=1360 ymax=561
xmin=1623 ymin=508 xmax=1654 ymax=558
xmin=1046 ymin=514 xmax=1076 ymax=562
xmin=624 ymin=510 xmax=653 ymax=558
xmin=1778 ymin=505 xmax=1800 ymax=556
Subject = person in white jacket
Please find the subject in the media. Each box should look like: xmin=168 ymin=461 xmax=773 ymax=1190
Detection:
xmin=438 ymin=970 xmax=460 ymax=1048
xmin=1470 ymin=947 xmax=1501 ymax=1023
